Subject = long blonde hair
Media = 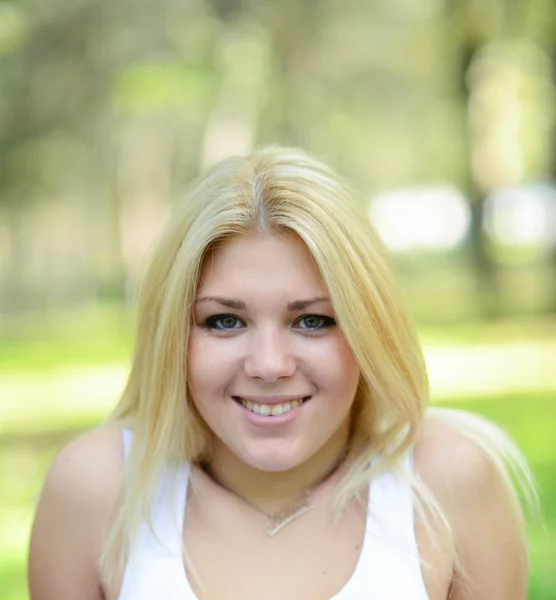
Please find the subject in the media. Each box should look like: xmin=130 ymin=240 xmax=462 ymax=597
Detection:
xmin=101 ymin=147 xmax=537 ymax=581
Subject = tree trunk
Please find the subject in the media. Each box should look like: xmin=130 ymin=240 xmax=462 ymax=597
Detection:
xmin=457 ymin=41 xmax=501 ymax=319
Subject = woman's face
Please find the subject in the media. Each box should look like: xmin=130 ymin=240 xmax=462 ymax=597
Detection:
xmin=187 ymin=233 xmax=360 ymax=472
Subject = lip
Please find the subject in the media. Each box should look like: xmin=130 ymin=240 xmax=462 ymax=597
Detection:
xmin=232 ymin=394 xmax=311 ymax=405
xmin=232 ymin=395 xmax=310 ymax=428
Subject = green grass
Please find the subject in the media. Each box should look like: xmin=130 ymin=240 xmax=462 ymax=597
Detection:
xmin=1 ymin=313 xmax=554 ymax=599
xmin=435 ymin=392 xmax=556 ymax=599
xmin=1 ymin=305 xmax=555 ymax=372
xmin=0 ymin=304 xmax=133 ymax=372
xmin=1 ymin=391 xmax=554 ymax=600
xmin=0 ymin=420 xmax=102 ymax=600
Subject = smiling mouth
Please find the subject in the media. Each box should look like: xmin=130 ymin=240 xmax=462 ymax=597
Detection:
xmin=232 ymin=396 xmax=311 ymax=416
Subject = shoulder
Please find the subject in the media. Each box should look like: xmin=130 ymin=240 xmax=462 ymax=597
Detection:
xmin=28 ymin=424 xmax=126 ymax=599
xmin=37 ymin=422 xmax=126 ymax=525
xmin=40 ymin=423 xmax=125 ymax=513
xmin=414 ymin=409 xmax=500 ymax=494
xmin=413 ymin=409 xmax=529 ymax=599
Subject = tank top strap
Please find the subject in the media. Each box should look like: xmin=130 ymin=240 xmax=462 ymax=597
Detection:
xmin=119 ymin=429 xmax=192 ymax=600
xmin=119 ymin=428 xmax=190 ymax=554
xmin=364 ymin=449 xmax=427 ymax=597
xmin=331 ymin=448 xmax=428 ymax=600
xmin=367 ymin=450 xmax=420 ymax=555
xmin=151 ymin=463 xmax=191 ymax=554
xmin=122 ymin=427 xmax=133 ymax=459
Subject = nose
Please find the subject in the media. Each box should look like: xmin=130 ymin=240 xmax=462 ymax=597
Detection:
xmin=243 ymin=327 xmax=296 ymax=382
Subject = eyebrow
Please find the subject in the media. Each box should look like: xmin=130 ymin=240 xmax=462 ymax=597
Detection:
xmin=195 ymin=296 xmax=331 ymax=311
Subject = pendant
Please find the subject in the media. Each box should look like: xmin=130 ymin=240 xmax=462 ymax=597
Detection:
xmin=265 ymin=500 xmax=314 ymax=536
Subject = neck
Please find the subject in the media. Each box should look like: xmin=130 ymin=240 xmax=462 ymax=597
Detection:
xmin=201 ymin=422 xmax=350 ymax=514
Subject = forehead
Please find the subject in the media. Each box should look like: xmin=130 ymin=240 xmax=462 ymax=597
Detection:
xmin=196 ymin=233 xmax=328 ymax=297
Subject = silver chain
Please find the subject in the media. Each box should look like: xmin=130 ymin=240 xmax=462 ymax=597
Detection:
xmin=200 ymin=451 xmax=347 ymax=536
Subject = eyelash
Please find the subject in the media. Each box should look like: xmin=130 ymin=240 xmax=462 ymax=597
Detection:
xmin=201 ymin=314 xmax=337 ymax=332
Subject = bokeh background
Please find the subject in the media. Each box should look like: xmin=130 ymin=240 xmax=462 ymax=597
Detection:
xmin=1 ymin=0 xmax=555 ymax=598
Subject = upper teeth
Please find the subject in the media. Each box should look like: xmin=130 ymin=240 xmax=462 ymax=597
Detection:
xmin=240 ymin=398 xmax=304 ymax=416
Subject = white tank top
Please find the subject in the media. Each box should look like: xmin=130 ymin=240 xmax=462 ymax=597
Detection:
xmin=118 ymin=429 xmax=429 ymax=599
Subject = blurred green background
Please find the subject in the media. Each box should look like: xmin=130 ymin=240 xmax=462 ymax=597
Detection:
xmin=0 ymin=0 xmax=555 ymax=598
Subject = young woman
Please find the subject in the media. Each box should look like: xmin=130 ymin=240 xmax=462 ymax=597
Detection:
xmin=29 ymin=147 xmax=536 ymax=599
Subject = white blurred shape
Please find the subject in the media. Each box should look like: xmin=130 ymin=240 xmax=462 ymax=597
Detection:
xmin=484 ymin=183 xmax=556 ymax=248
xmin=369 ymin=186 xmax=471 ymax=251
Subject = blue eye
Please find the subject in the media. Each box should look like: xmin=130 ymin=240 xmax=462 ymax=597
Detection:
xmin=203 ymin=315 xmax=244 ymax=330
xmin=295 ymin=315 xmax=336 ymax=330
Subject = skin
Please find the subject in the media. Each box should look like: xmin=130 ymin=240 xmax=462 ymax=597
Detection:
xmin=28 ymin=233 xmax=529 ymax=600
xmin=187 ymin=233 xmax=360 ymax=510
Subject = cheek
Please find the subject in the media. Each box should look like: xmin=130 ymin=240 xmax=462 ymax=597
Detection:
xmin=186 ymin=335 xmax=220 ymax=425
xmin=336 ymin=333 xmax=360 ymax=375
xmin=186 ymin=333 xmax=239 ymax=396
xmin=186 ymin=333 xmax=214 ymax=398
xmin=309 ymin=336 xmax=360 ymax=395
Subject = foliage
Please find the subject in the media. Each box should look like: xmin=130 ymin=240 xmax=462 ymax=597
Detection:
xmin=0 ymin=0 xmax=554 ymax=314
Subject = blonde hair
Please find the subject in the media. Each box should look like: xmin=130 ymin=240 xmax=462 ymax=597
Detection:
xmin=101 ymin=147 xmax=537 ymax=583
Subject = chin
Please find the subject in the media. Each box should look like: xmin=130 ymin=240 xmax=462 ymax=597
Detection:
xmin=239 ymin=447 xmax=306 ymax=473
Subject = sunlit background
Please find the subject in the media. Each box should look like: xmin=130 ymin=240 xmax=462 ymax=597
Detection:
xmin=0 ymin=0 xmax=555 ymax=598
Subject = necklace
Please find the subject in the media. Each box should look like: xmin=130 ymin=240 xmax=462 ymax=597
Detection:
xmin=225 ymin=485 xmax=315 ymax=536
xmin=200 ymin=451 xmax=347 ymax=537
